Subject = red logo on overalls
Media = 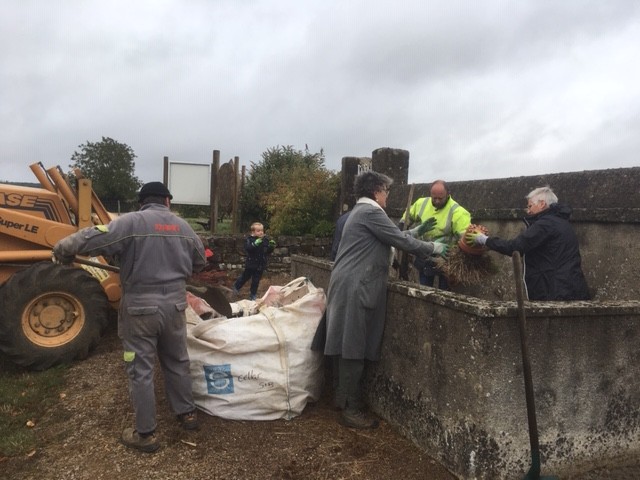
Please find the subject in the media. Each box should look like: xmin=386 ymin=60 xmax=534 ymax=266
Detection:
xmin=155 ymin=223 xmax=180 ymax=232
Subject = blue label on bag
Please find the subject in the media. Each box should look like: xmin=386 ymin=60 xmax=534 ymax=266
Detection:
xmin=203 ymin=364 xmax=234 ymax=395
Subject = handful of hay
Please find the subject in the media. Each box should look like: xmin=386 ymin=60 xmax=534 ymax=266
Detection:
xmin=434 ymin=244 xmax=497 ymax=286
xmin=434 ymin=224 xmax=497 ymax=286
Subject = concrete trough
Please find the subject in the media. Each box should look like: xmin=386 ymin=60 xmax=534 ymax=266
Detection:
xmin=292 ymin=254 xmax=640 ymax=479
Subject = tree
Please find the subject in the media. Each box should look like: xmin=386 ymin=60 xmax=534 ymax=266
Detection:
xmin=240 ymin=145 xmax=339 ymax=235
xmin=264 ymin=166 xmax=339 ymax=236
xmin=69 ymin=137 xmax=142 ymax=206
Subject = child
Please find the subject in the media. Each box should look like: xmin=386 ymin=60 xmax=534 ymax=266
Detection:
xmin=233 ymin=222 xmax=276 ymax=300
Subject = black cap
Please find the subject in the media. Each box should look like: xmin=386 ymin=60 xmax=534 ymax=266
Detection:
xmin=138 ymin=182 xmax=173 ymax=201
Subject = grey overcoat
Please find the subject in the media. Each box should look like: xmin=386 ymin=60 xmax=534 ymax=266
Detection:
xmin=324 ymin=199 xmax=435 ymax=361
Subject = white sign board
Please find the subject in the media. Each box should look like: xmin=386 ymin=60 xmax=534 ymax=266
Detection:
xmin=167 ymin=162 xmax=210 ymax=205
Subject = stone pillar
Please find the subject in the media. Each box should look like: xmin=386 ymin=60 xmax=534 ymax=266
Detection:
xmin=340 ymin=156 xmax=372 ymax=213
xmin=371 ymin=148 xmax=409 ymax=185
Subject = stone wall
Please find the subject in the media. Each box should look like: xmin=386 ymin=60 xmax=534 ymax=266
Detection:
xmin=205 ymin=234 xmax=332 ymax=273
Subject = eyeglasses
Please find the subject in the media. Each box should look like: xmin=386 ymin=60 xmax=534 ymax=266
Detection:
xmin=381 ymin=187 xmax=390 ymax=194
xmin=526 ymin=200 xmax=541 ymax=211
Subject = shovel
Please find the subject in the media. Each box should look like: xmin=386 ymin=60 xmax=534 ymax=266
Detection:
xmin=512 ymin=252 xmax=559 ymax=480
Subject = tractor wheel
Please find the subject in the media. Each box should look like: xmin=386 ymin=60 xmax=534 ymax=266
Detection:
xmin=0 ymin=262 xmax=110 ymax=370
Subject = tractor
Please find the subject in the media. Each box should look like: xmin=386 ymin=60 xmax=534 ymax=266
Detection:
xmin=0 ymin=163 xmax=121 ymax=370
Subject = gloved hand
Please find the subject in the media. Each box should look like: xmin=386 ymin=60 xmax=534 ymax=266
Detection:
xmin=254 ymin=237 xmax=263 ymax=246
xmin=431 ymin=241 xmax=449 ymax=257
xmin=408 ymin=217 xmax=437 ymax=238
xmin=51 ymin=250 xmax=75 ymax=265
xmin=268 ymin=239 xmax=276 ymax=247
xmin=465 ymin=232 xmax=488 ymax=246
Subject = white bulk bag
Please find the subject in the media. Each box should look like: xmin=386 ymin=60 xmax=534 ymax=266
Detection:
xmin=187 ymin=277 xmax=325 ymax=420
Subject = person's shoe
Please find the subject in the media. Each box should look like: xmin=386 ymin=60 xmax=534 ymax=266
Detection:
xmin=121 ymin=428 xmax=160 ymax=453
xmin=177 ymin=410 xmax=200 ymax=431
xmin=248 ymin=294 xmax=257 ymax=301
xmin=340 ymin=409 xmax=379 ymax=429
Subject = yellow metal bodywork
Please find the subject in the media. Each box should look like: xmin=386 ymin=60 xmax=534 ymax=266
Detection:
xmin=0 ymin=164 xmax=121 ymax=305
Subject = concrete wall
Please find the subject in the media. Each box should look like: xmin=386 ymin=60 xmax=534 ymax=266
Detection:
xmin=380 ymin=166 xmax=640 ymax=301
xmin=292 ymin=254 xmax=640 ymax=479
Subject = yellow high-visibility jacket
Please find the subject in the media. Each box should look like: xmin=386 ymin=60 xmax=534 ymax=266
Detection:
xmin=402 ymin=196 xmax=471 ymax=244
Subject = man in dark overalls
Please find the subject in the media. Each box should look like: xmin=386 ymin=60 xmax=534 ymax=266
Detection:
xmin=53 ymin=182 xmax=206 ymax=453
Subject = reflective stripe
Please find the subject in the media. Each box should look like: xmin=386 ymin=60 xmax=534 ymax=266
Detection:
xmin=442 ymin=204 xmax=459 ymax=242
xmin=416 ymin=198 xmax=459 ymax=243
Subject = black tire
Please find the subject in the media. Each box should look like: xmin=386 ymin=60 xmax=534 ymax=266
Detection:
xmin=0 ymin=262 xmax=110 ymax=370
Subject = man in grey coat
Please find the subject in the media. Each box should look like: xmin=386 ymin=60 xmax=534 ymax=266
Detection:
xmin=324 ymin=171 xmax=447 ymax=429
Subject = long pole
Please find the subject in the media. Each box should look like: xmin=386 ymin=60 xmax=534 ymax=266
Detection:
xmin=512 ymin=251 xmax=558 ymax=480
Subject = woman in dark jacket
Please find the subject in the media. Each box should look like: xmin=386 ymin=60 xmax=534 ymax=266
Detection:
xmin=466 ymin=186 xmax=590 ymax=301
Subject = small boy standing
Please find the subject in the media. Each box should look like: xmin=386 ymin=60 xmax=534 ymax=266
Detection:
xmin=233 ymin=222 xmax=276 ymax=300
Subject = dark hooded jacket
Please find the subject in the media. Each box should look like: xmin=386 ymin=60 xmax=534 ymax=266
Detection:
xmin=486 ymin=203 xmax=590 ymax=301
xmin=243 ymin=235 xmax=274 ymax=271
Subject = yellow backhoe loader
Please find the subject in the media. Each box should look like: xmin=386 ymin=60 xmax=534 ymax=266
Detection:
xmin=0 ymin=163 xmax=121 ymax=370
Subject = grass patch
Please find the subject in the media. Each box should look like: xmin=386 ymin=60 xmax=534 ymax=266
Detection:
xmin=0 ymin=356 xmax=67 ymax=457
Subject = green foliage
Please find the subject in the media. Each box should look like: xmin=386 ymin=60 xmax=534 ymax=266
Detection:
xmin=311 ymin=219 xmax=337 ymax=237
xmin=264 ymin=166 xmax=340 ymax=236
xmin=69 ymin=137 xmax=143 ymax=205
xmin=240 ymin=146 xmax=326 ymax=227
xmin=0 ymin=358 xmax=67 ymax=456
xmin=240 ymin=145 xmax=339 ymax=236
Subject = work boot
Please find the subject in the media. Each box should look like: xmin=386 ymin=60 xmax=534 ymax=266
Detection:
xmin=340 ymin=408 xmax=379 ymax=429
xmin=177 ymin=410 xmax=200 ymax=431
xmin=121 ymin=428 xmax=160 ymax=453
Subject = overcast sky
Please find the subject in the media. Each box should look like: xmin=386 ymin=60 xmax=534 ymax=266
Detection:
xmin=2 ymin=0 xmax=639 ymax=185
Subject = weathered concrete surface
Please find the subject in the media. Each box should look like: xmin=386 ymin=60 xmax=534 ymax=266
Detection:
xmin=291 ymin=254 xmax=640 ymax=479
xmin=380 ymin=166 xmax=640 ymax=301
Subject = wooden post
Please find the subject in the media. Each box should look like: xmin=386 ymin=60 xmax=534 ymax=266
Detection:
xmin=241 ymin=165 xmax=246 ymax=228
xmin=163 ymin=156 xmax=169 ymax=185
xmin=210 ymin=150 xmax=220 ymax=233
xmin=232 ymin=156 xmax=240 ymax=234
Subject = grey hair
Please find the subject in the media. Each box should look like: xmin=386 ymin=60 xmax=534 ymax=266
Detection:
xmin=353 ymin=171 xmax=393 ymax=200
xmin=527 ymin=186 xmax=558 ymax=205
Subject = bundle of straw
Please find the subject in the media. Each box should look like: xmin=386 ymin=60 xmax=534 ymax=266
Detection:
xmin=434 ymin=244 xmax=497 ymax=286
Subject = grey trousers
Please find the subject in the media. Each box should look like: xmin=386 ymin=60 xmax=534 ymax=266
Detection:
xmin=119 ymin=290 xmax=195 ymax=434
